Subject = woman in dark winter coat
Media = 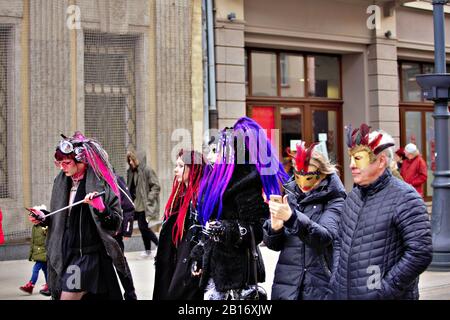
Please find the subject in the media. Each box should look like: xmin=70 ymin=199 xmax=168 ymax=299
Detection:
xmin=191 ymin=117 xmax=289 ymax=300
xmin=153 ymin=150 xmax=208 ymax=300
xmin=264 ymin=142 xmax=346 ymax=300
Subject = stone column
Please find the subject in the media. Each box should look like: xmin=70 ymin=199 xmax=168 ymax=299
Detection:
xmin=214 ymin=0 xmax=246 ymax=129
xmin=29 ymin=0 xmax=72 ymax=206
xmin=155 ymin=0 xmax=193 ymax=211
xmin=367 ymin=38 xmax=400 ymax=145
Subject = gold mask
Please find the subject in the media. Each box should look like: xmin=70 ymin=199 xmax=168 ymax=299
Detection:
xmin=350 ymin=151 xmax=371 ymax=170
xmin=294 ymin=165 xmax=324 ymax=192
xmin=348 ymin=145 xmax=377 ymax=170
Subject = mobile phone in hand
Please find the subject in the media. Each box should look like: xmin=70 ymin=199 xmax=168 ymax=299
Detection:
xmin=270 ymin=195 xmax=282 ymax=203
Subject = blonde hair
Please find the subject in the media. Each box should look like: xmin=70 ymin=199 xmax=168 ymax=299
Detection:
xmin=127 ymin=150 xmax=139 ymax=166
xmin=309 ymin=151 xmax=338 ymax=175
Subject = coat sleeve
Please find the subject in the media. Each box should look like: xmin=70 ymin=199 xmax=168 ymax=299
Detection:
xmin=380 ymin=190 xmax=432 ymax=299
xmin=94 ymin=184 xmax=123 ymax=233
xmin=283 ymin=197 xmax=344 ymax=250
xmin=262 ymin=218 xmax=285 ymax=252
xmin=326 ymin=199 xmax=346 ymax=300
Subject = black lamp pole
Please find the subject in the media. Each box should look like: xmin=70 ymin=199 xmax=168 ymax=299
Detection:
xmin=416 ymin=0 xmax=450 ymax=270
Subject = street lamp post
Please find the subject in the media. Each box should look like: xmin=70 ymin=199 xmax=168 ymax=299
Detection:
xmin=416 ymin=0 xmax=450 ymax=271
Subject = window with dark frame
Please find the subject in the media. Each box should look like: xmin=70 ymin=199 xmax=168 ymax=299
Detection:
xmin=398 ymin=60 xmax=450 ymax=200
xmin=84 ymin=32 xmax=137 ymax=178
xmin=247 ymin=49 xmax=341 ymax=99
xmin=246 ymin=48 xmax=343 ymax=180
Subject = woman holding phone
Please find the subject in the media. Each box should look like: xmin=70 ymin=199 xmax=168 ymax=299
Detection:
xmin=263 ymin=141 xmax=346 ymax=300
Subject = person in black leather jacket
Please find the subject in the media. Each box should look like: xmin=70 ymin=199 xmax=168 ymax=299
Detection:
xmin=329 ymin=124 xmax=432 ymax=300
xmin=264 ymin=142 xmax=346 ymax=300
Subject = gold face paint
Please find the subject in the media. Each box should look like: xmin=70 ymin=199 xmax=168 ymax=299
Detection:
xmin=294 ymin=165 xmax=325 ymax=192
xmin=350 ymin=150 xmax=371 ymax=170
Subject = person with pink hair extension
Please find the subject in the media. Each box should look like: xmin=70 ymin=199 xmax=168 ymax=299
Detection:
xmin=28 ymin=132 xmax=134 ymax=300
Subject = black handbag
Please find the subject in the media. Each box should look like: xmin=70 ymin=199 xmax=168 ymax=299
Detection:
xmin=240 ymin=224 xmax=267 ymax=300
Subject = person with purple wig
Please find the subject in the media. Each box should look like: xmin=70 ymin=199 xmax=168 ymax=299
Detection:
xmin=190 ymin=117 xmax=289 ymax=300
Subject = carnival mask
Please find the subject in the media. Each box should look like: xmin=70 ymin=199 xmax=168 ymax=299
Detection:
xmin=294 ymin=165 xmax=324 ymax=192
xmin=349 ymin=150 xmax=372 ymax=170
xmin=346 ymin=123 xmax=394 ymax=171
xmin=291 ymin=141 xmax=325 ymax=193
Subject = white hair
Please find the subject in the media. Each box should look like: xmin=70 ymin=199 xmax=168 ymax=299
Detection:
xmin=368 ymin=130 xmax=395 ymax=168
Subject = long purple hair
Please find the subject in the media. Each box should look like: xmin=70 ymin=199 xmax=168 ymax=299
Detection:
xmin=197 ymin=117 xmax=288 ymax=225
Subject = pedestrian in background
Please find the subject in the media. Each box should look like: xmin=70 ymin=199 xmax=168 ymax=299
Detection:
xmin=400 ymin=143 xmax=428 ymax=198
xmin=127 ymin=151 xmax=160 ymax=258
xmin=394 ymin=147 xmax=406 ymax=172
xmin=19 ymin=216 xmax=50 ymax=296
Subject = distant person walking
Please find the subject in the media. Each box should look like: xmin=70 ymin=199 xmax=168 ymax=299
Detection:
xmin=400 ymin=143 xmax=428 ymax=197
xmin=127 ymin=151 xmax=161 ymax=258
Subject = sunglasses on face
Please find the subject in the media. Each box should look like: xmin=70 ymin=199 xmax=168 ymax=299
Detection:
xmin=54 ymin=159 xmax=74 ymax=168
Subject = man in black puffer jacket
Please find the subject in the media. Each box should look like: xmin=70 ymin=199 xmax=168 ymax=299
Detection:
xmin=329 ymin=124 xmax=432 ymax=300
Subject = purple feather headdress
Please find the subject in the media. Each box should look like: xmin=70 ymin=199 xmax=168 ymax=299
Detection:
xmin=197 ymin=117 xmax=289 ymax=225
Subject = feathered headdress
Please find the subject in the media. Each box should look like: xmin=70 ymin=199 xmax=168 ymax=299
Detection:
xmin=291 ymin=141 xmax=318 ymax=174
xmin=57 ymin=132 xmax=120 ymax=197
xmin=345 ymin=123 xmax=394 ymax=159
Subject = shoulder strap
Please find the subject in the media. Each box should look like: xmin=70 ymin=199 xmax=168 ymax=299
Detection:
xmin=249 ymin=224 xmax=258 ymax=285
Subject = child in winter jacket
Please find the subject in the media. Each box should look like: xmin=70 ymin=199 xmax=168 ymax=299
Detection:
xmin=20 ymin=208 xmax=50 ymax=296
